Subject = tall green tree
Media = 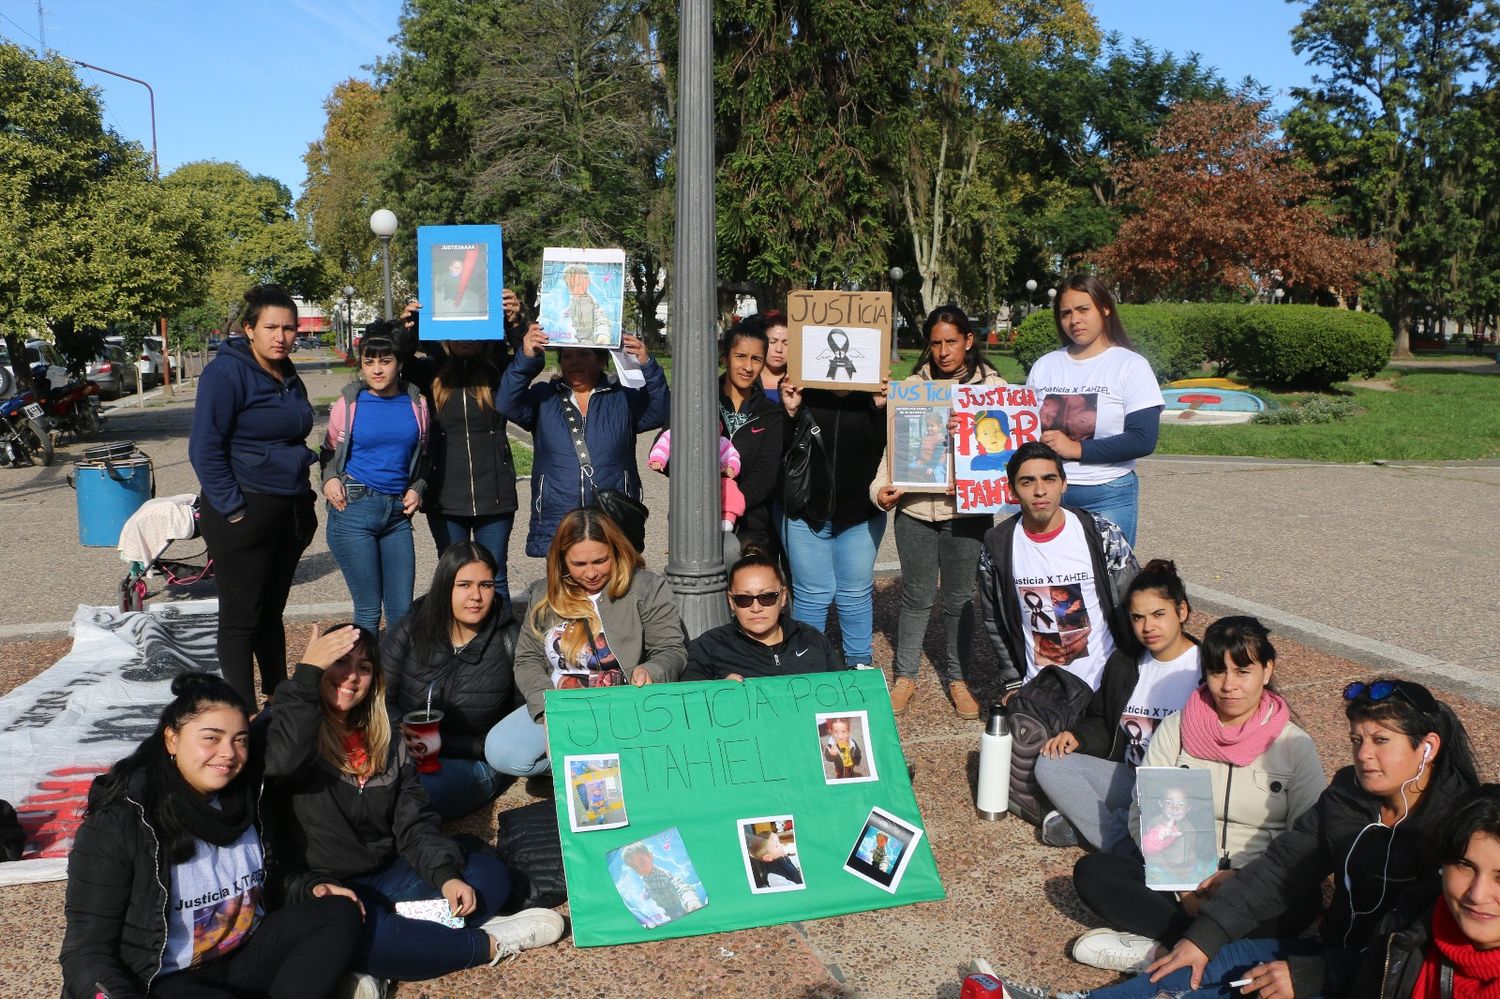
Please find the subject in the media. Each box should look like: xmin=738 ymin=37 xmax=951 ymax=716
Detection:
xmin=299 ymin=79 xmax=390 ymax=308
xmin=1284 ymin=0 xmax=1500 ymax=355
xmin=0 ymin=44 xmax=214 ymax=377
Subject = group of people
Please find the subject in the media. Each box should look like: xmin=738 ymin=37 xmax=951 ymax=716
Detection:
xmin=63 ymin=274 xmax=1489 ymax=999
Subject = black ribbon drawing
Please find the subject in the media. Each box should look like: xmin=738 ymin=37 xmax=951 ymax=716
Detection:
xmin=1023 ymin=590 xmax=1055 ymax=629
xmin=824 ymin=329 xmax=858 ymax=380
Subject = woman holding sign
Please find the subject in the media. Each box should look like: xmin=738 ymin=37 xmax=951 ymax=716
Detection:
xmin=871 ymin=305 xmax=1004 ymax=717
xmin=502 ymin=507 xmax=688 ymax=776
xmin=1025 ymin=274 xmax=1163 ymax=547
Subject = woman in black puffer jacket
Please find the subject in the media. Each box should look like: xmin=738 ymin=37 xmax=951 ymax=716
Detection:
xmin=380 ymin=541 xmax=520 ymax=820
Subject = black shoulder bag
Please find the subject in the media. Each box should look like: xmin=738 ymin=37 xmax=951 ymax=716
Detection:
xmin=782 ymin=409 xmax=830 ymax=523
xmin=561 ymin=396 xmax=649 ymax=553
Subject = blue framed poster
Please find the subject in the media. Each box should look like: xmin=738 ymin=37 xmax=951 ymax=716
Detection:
xmin=416 ymin=224 xmax=506 ymax=340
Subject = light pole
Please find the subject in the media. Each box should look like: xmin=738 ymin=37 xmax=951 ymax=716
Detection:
xmin=664 ymin=0 xmax=728 ymax=638
xmin=1273 ymin=288 xmax=1285 ymax=305
xmin=342 ymin=285 xmax=355 ymax=354
xmin=1025 ymin=279 xmax=1038 ymax=317
xmin=889 ymin=266 xmax=904 ymax=362
xmin=370 ymin=209 xmax=398 ymax=320
xmin=1047 ymin=287 xmax=1057 ymax=313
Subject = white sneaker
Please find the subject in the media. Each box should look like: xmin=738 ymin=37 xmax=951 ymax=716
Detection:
xmin=1070 ymin=926 xmax=1161 ymax=973
xmin=482 ymin=907 xmax=566 ymax=965
xmin=333 ymin=972 xmax=387 ymax=999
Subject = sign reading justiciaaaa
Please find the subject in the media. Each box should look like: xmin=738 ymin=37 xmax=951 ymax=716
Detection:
xmin=546 ymin=670 xmax=945 ymax=946
xmin=951 ymin=383 xmax=1042 ymax=514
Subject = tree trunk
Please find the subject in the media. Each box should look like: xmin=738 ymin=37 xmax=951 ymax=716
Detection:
xmin=1391 ymin=313 xmax=1414 ymax=359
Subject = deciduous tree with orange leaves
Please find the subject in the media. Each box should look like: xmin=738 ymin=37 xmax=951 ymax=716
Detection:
xmin=1090 ymin=97 xmax=1390 ymax=304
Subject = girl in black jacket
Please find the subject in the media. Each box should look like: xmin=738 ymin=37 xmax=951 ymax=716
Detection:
xmin=999 ymin=678 xmax=1482 ymax=999
xmin=381 ymin=541 xmax=521 ymax=820
xmin=261 ymin=625 xmax=563 ymax=985
xmin=720 ymin=317 xmax=786 ymax=556
xmin=60 ymin=673 xmax=359 ymax=999
xmin=682 ymin=552 xmax=844 ymax=681
xmin=779 ymin=380 xmax=888 ymax=667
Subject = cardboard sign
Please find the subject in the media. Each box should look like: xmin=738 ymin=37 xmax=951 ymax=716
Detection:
xmin=951 ymin=383 xmax=1041 ymax=513
xmin=785 ymin=291 xmax=892 ymax=391
xmin=538 ymin=247 xmax=627 ymax=349
xmin=546 ymin=670 xmax=945 ymax=946
xmin=416 ymin=225 xmax=506 ymax=340
xmin=887 ymin=379 xmax=955 ymax=492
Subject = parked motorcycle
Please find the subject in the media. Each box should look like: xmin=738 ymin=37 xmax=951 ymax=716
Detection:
xmin=36 ymin=377 xmax=105 ymax=441
xmin=0 ymin=390 xmax=55 ymax=466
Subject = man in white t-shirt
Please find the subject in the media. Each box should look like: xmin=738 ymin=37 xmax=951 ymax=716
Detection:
xmin=977 ymin=441 xmax=1139 ymax=695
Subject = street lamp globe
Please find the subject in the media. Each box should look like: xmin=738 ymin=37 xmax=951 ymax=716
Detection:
xmin=1025 ymin=279 xmax=1038 ymax=293
xmin=342 ymin=285 xmax=355 ymax=300
xmin=889 ymin=266 xmax=904 ymax=282
xmin=369 ymin=209 xmax=398 ymax=238
xmin=1047 ymin=287 xmax=1057 ymax=301
xmin=1273 ymin=288 xmax=1285 ymax=302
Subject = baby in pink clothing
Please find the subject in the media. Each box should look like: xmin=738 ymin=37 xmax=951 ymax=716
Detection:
xmin=648 ymin=430 xmax=746 ymax=531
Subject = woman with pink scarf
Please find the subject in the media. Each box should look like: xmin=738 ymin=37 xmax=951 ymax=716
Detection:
xmin=1066 ymin=617 xmax=1326 ymax=975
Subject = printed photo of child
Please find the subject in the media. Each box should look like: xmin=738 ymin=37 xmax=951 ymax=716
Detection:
xmin=606 ymin=827 xmax=708 ymax=929
xmin=1020 ymin=584 xmax=1092 ymax=666
xmin=1136 ymin=766 xmax=1218 ymax=891
xmin=563 ymin=754 xmax=629 ymax=832
xmin=843 ymin=806 xmax=924 ymax=894
xmin=737 ymin=815 xmax=806 ymax=894
xmin=816 ymin=711 xmax=878 ymax=784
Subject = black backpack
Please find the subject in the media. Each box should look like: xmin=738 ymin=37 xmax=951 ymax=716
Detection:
xmin=1006 ymin=667 xmax=1094 ymax=826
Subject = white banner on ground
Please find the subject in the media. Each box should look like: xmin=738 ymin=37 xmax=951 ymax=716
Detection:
xmin=0 ymin=601 xmax=221 ymax=886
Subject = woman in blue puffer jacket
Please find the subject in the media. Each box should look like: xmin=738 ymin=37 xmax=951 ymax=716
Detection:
xmin=497 ymin=324 xmax=669 ymax=557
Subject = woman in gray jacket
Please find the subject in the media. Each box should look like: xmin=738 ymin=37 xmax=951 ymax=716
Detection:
xmin=492 ymin=507 xmax=687 ymax=776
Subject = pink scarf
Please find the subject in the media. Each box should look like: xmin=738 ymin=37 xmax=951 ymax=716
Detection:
xmin=1180 ymin=687 xmax=1291 ymax=767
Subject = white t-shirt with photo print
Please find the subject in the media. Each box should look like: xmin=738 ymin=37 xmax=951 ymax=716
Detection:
xmin=1010 ymin=510 xmax=1115 ymax=690
xmin=1119 ymin=644 xmax=1201 ymax=767
xmin=1026 ymin=345 xmax=1165 ymax=485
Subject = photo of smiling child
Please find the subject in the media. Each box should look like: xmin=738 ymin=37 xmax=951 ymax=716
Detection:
xmin=1137 ymin=766 xmax=1217 ymax=891
xmin=737 ymin=815 xmax=806 ymax=894
xmin=816 ymin=711 xmax=878 ymax=784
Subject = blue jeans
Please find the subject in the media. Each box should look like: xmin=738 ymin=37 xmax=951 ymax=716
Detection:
xmin=417 ymin=757 xmax=504 ymax=821
xmin=326 ymin=490 xmax=415 ymax=633
xmin=1063 ymin=471 xmax=1139 ymax=548
xmin=1083 ymin=937 xmax=1323 ymax=998
xmin=427 ymin=511 xmax=514 ymax=601
xmin=782 ymin=513 xmax=887 ymax=665
xmin=346 ymin=848 xmax=510 ymax=981
xmin=486 ymin=704 xmax=552 ymax=777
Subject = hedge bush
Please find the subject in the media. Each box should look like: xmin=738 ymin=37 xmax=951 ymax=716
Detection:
xmin=1013 ymin=302 xmax=1391 ymax=391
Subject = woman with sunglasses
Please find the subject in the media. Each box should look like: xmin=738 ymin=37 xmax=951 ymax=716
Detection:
xmin=682 ymin=551 xmax=844 ymax=681
xmin=996 ymin=676 xmax=1481 ymax=999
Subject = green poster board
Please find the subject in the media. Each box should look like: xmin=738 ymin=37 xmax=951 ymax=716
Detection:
xmin=545 ymin=669 xmax=946 ymax=946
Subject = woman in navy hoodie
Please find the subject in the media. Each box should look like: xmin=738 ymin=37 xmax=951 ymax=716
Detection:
xmin=190 ymin=284 xmax=318 ymax=709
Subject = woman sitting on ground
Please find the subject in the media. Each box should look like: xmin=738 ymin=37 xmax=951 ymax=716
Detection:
xmin=503 ymin=508 xmax=689 ymax=776
xmin=1033 ymin=559 xmax=1207 ymax=853
xmin=682 ymin=551 xmax=844 ymax=681
xmin=261 ymin=624 xmax=563 ymax=987
xmin=1064 ymin=616 xmax=1326 ymax=976
xmin=381 ymin=541 xmax=521 ymax=820
xmin=61 ymin=673 xmax=360 ymax=999
xmin=1354 ymin=784 xmax=1500 ymax=996
xmin=995 ymin=675 xmax=1481 ymax=999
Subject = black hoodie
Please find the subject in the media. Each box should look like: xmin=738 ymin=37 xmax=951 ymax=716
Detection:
xmin=682 ymin=618 xmax=845 ymax=681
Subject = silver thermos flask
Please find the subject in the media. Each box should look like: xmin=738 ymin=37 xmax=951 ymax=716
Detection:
xmin=976 ymin=702 xmax=1012 ymax=820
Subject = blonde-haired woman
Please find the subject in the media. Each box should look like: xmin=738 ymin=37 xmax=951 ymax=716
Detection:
xmin=498 ymin=508 xmax=689 ymax=776
xmin=262 ymin=624 xmax=563 ymax=986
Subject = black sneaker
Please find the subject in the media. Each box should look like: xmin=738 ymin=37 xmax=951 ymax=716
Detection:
xmin=1040 ymin=809 xmax=1080 ymax=848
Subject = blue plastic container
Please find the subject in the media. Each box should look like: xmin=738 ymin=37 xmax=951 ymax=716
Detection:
xmin=73 ymin=446 xmax=153 ymax=547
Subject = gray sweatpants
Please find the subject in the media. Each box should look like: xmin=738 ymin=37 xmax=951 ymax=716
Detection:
xmin=1034 ymin=750 xmax=1136 ymax=854
xmin=891 ymin=513 xmax=989 ymax=683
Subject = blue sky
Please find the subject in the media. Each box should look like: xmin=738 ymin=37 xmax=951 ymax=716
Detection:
xmin=0 ymin=0 xmax=1317 ymax=198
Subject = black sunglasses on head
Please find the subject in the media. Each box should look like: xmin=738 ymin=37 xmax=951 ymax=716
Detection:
xmin=1343 ymin=679 xmax=1439 ymax=716
xmin=729 ymin=590 xmax=782 ymax=608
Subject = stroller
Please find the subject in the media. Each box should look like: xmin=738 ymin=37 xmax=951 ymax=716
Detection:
xmin=117 ymin=494 xmax=215 ymax=612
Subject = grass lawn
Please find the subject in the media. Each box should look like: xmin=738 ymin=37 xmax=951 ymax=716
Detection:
xmin=1157 ymin=370 xmax=1500 ymax=462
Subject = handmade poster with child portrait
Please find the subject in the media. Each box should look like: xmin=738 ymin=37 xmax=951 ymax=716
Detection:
xmin=737 ymin=815 xmax=806 ymax=894
xmin=1038 ymin=392 xmax=1099 ymax=443
xmin=416 ymin=225 xmax=506 ymax=340
xmin=606 ymin=827 xmax=708 ymax=929
xmin=1018 ymin=584 xmax=1093 ymax=667
xmin=888 ymin=379 xmax=955 ymax=492
xmin=843 ymin=806 xmax=923 ymax=894
xmin=539 ymin=247 xmax=626 ymax=349
xmin=950 ymin=383 xmax=1041 ymax=515
xmin=564 ymin=754 xmax=629 ymax=832
xmin=1137 ymin=766 xmax=1218 ymax=892
xmin=785 ymin=290 xmax=891 ymax=391
xmin=816 ymin=711 xmax=878 ymax=784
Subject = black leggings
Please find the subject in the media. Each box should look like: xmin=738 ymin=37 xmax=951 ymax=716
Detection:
xmin=1073 ymin=850 xmax=1322 ymax=944
xmin=199 ymin=491 xmax=316 ymax=706
xmin=150 ymin=896 xmax=360 ymax=998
